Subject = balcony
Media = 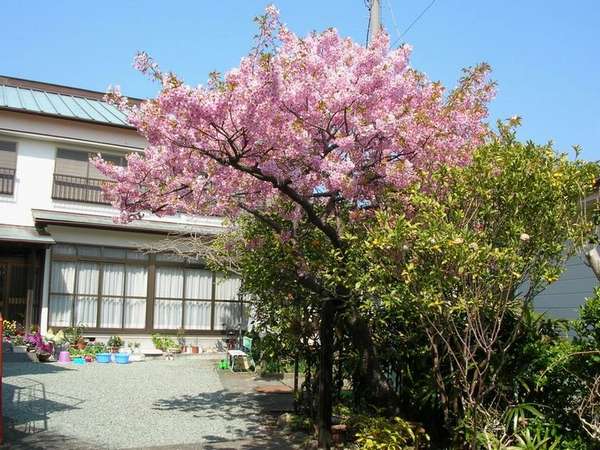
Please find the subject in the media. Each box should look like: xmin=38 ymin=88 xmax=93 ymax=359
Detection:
xmin=0 ymin=167 xmax=15 ymax=195
xmin=52 ymin=173 xmax=112 ymax=205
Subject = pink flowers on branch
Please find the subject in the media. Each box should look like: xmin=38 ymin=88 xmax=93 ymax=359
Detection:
xmin=96 ymin=6 xmax=493 ymax=245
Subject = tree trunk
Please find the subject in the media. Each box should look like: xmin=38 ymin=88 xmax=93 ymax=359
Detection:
xmin=346 ymin=312 xmax=396 ymax=407
xmin=318 ymin=298 xmax=336 ymax=449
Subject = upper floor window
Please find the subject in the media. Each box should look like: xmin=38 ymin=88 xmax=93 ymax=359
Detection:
xmin=0 ymin=140 xmax=17 ymax=195
xmin=52 ymin=148 xmax=125 ymax=205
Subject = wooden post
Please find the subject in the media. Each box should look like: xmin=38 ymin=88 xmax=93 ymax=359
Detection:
xmin=293 ymin=355 xmax=299 ymax=413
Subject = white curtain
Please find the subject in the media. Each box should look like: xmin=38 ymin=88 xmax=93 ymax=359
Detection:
xmin=154 ymin=300 xmax=182 ymax=329
xmin=75 ymin=297 xmax=97 ymax=327
xmin=156 ymin=267 xmax=183 ymax=298
xmin=124 ymin=266 xmax=147 ymax=328
xmin=51 ymin=261 xmax=75 ymax=294
xmin=49 ymin=295 xmax=72 ymax=326
xmin=214 ymin=302 xmax=242 ymax=330
xmin=184 ymin=301 xmax=211 ymax=330
xmin=73 ymin=263 xmax=99 ymax=327
xmin=185 ymin=269 xmax=212 ymax=299
xmin=101 ymin=264 xmax=124 ymax=328
xmin=49 ymin=261 xmax=76 ymax=327
xmin=102 ymin=264 xmax=124 ymax=295
xmin=215 ymin=273 xmax=241 ymax=300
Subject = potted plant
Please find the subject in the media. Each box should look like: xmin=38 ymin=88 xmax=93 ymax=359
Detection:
xmin=25 ymin=332 xmax=54 ymax=362
xmin=64 ymin=324 xmax=86 ymax=350
xmin=152 ymin=333 xmax=178 ymax=359
xmin=3 ymin=319 xmax=17 ymax=339
xmin=11 ymin=335 xmax=27 ymax=353
xmin=107 ymin=335 xmax=123 ymax=353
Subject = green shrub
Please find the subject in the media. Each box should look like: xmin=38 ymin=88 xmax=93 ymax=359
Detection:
xmin=575 ymin=288 xmax=600 ymax=346
xmin=353 ymin=416 xmax=429 ymax=450
xmin=151 ymin=333 xmax=177 ymax=351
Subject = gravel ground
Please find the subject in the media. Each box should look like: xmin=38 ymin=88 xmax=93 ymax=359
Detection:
xmin=2 ymin=355 xmax=272 ymax=449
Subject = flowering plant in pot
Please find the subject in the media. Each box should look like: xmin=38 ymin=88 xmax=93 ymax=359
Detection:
xmin=25 ymin=332 xmax=54 ymax=362
xmin=3 ymin=319 xmax=17 ymax=338
xmin=107 ymin=335 xmax=123 ymax=353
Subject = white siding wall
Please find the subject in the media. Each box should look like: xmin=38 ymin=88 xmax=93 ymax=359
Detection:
xmin=0 ymin=113 xmax=223 ymax=230
xmin=534 ymin=255 xmax=598 ymax=319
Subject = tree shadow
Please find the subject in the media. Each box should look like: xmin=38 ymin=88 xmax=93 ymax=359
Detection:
xmin=152 ymin=389 xmax=296 ymax=445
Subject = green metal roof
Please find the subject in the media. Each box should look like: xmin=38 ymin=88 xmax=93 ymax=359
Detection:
xmin=0 ymin=84 xmax=131 ymax=127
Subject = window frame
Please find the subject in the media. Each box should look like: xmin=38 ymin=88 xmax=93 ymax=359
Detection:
xmin=49 ymin=244 xmax=247 ymax=334
xmin=52 ymin=147 xmax=126 ymax=205
xmin=0 ymin=140 xmax=17 ymax=195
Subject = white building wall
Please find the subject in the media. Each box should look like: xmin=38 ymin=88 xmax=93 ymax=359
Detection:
xmin=0 ymin=113 xmax=223 ymax=229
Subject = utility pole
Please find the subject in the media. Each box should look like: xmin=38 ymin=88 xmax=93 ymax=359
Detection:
xmin=367 ymin=0 xmax=382 ymax=45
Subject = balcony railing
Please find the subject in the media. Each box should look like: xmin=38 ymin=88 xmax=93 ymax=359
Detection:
xmin=52 ymin=173 xmax=112 ymax=205
xmin=0 ymin=167 xmax=15 ymax=195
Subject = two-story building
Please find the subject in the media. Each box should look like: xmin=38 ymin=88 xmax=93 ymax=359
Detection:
xmin=0 ymin=75 xmax=245 ymax=349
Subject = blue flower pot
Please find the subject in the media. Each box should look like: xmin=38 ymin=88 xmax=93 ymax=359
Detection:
xmin=115 ymin=353 xmax=130 ymax=364
xmin=96 ymin=353 xmax=111 ymax=363
xmin=72 ymin=357 xmax=85 ymax=365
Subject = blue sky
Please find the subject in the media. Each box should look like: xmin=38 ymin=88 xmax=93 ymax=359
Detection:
xmin=2 ymin=1 xmax=598 ymax=160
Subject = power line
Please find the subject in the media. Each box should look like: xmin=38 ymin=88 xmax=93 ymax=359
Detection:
xmin=391 ymin=0 xmax=438 ymax=47
xmin=385 ymin=0 xmax=402 ymax=43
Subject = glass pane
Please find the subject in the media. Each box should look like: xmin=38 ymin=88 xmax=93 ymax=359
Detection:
xmin=100 ymin=297 xmax=123 ymax=328
xmin=155 ymin=267 xmax=183 ymax=299
xmin=124 ymin=298 xmax=146 ymax=329
xmin=156 ymin=253 xmax=185 ymax=262
xmin=51 ymin=261 xmax=76 ymax=294
xmin=76 ymin=262 xmax=99 ymax=295
xmin=53 ymin=244 xmax=76 ymax=256
xmin=185 ymin=269 xmax=212 ymax=300
xmin=153 ymin=300 xmax=182 ymax=329
xmin=125 ymin=266 xmax=147 ymax=297
xmin=184 ymin=301 xmax=211 ymax=330
xmin=215 ymin=273 xmax=241 ymax=300
xmin=214 ymin=302 xmax=243 ymax=330
xmin=126 ymin=249 xmax=148 ymax=261
xmin=49 ymin=295 xmax=73 ymax=327
xmin=77 ymin=246 xmax=101 ymax=257
xmin=75 ymin=296 xmax=97 ymax=327
xmin=103 ymin=247 xmax=126 ymax=259
xmin=102 ymin=264 xmax=124 ymax=296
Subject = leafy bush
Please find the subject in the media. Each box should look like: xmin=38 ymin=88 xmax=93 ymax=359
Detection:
xmin=151 ymin=333 xmax=177 ymax=351
xmin=353 ymin=416 xmax=429 ymax=450
xmin=63 ymin=324 xmax=85 ymax=345
xmin=575 ymin=288 xmax=600 ymax=346
xmin=107 ymin=335 xmax=123 ymax=348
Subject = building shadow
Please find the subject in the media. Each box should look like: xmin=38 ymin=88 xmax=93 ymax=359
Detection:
xmin=2 ymin=376 xmax=84 ymax=436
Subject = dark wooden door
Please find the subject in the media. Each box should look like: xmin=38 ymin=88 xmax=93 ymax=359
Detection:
xmin=0 ymin=261 xmax=28 ymax=325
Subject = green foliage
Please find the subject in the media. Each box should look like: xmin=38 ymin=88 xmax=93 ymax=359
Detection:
xmin=68 ymin=342 xmax=106 ymax=358
xmin=574 ymin=287 xmax=600 ymax=346
xmin=151 ymin=333 xmax=177 ymax=351
xmin=64 ymin=324 xmax=85 ymax=345
xmin=107 ymin=335 xmax=123 ymax=348
xmin=353 ymin=416 xmax=429 ymax=450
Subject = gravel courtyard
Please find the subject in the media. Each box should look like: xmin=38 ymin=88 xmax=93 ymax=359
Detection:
xmin=1 ymin=354 xmax=294 ymax=449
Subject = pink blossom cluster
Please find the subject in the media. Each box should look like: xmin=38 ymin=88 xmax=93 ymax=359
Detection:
xmin=96 ymin=7 xmax=494 ymax=225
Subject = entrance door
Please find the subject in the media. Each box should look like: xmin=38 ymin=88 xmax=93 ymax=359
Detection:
xmin=0 ymin=262 xmax=28 ymax=325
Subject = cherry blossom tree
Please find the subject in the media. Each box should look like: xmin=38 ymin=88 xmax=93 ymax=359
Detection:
xmin=96 ymin=6 xmax=493 ymax=446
